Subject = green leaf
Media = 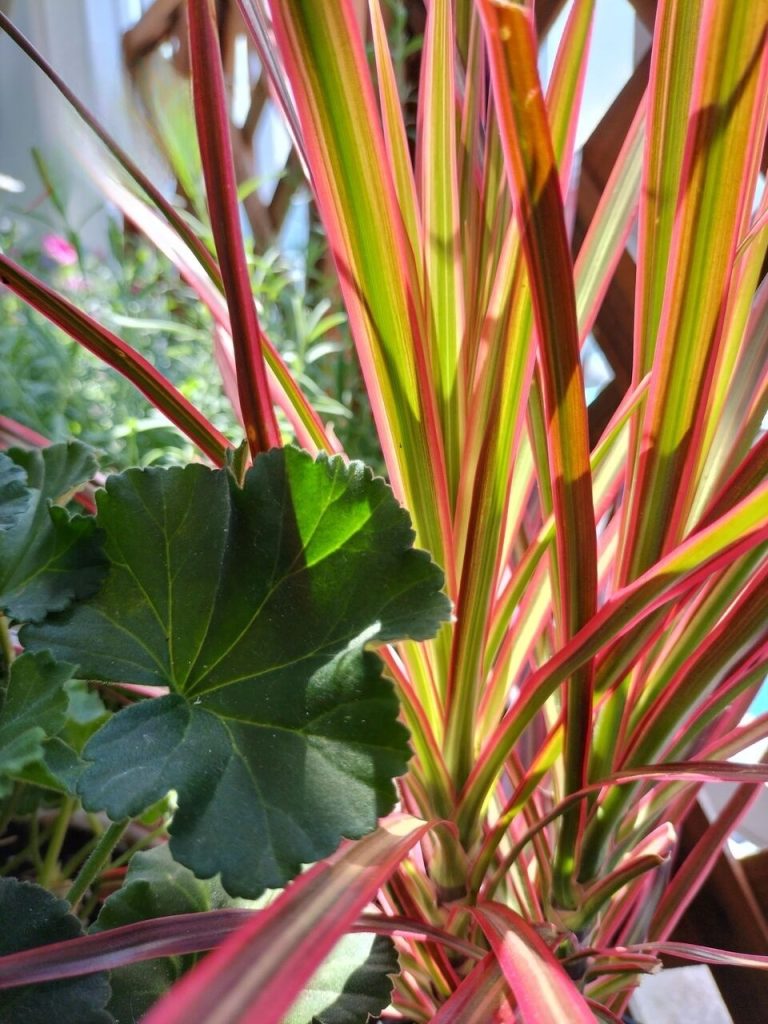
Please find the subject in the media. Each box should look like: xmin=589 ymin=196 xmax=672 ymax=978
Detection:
xmin=283 ymin=933 xmax=398 ymax=1024
xmin=16 ymin=736 xmax=84 ymax=795
xmin=91 ymin=844 xmax=265 ymax=1024
xmin=0 ymin=652 xmax=75 ymax=796
xmin=0 ymin=878 xmax=112 ymax=1024
xmin=62 ymin=679 xmax=109 ymax=753
xmin=11 ymin=442 xmax=98 ymax=506
xmin=0 ymin=667 xmax=94 ymax=799
xmin=25 ymin=448 xmax=450 ymax=896
xmin=264 ymin=1 xmax=455 ymax=583
xmin=0 ymin=443 xmax=106 ymax=623
xmin=0 ymin=454 xmax=31 ymax=531
xmin=94 ymin=845 xmax=254 ymax=931
xmin=101 ymin=959 xmax=169 ymax=1024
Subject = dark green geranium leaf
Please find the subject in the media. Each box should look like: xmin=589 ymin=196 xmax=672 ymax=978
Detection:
xmin=284 ymin=933 xmax=398 ymax=1024
xmin=24 ymin=449 xmax=450 ymax=896
xmin=8 ymin=679 xmax=102 ymax=795
xmin=10 ymin=442 xmax=98 ymax=505
xmin=0 ymin=453 xmax=31 ymax=531
xmin=62 ymin=679 xmax=110 ymax=752
xmin=75 ymin=650 xmax=404 ymax=895
xmin=92 ymin=844 xmax=265 ymax=1024
xmin=93 ymin=844 xmax=254 ymax=931
xmin=0 ymin=652 xmax=75 ymax=796
xmin=99 ymin=960 xmax=168 ymax=1024
xmin=0 ymin=878 xmax=112 ymax=1024
xmin=16 ymin=737 xmax=84 ymax=795
xmin=0 ymin=443 xmax=105 ymax=623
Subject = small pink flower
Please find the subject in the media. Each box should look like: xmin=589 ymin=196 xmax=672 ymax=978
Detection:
xmin=42 ymin=233 xmax=78 ymax=266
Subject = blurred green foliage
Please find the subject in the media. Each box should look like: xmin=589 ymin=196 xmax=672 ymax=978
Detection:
xmin=0 ymin=201 xmax=381 ymax=473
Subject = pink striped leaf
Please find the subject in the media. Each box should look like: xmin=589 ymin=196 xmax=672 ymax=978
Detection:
xmin=621 ymin=0 xmax=768 ymax=578
xmin=429 ymin=954 xmax=515 ymax=1024
xmin=0 ymin=907 xmax=479 ymax=993
xmin=143 ymin=817 xmax=433 ymax=1024
xmin=0 ymin=254 xmax=230 ymax=466
xmin=241 ymin=0 xmax=454 ymax=585
xmin=418 ymin=0 xmax=464 ymax=499
xmin=443 ymin=0 xmax=594 ymax=798
xmin=472 ymin=902 xmax=596 ymax=1023
xmin=649 ymin=775 xmax=767 ymax=940
xmin=626 ymin=941 xmax=768 ymax=970
xmin=460 ymin=479 xmax=768 ymax=834
xmin=187 ymin=0 xmax=280 ymax=456
xmin=368 ymin=0 xmax=422 ymax=282
xmin=476 ymin=0 xmax=597 ymax=902
xmin=0 ymin=910 xmax=253 ymax=989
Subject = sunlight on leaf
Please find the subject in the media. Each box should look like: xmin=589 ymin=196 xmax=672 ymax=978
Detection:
xmin=282 ymin=932 xmax=397 ymax=1024
xmin=24 ymin=448 xmax=450 ymax=896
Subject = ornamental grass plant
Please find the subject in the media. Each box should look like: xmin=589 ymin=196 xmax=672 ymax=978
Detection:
xmin=0 ymin=2 xmax=767 ymax=1022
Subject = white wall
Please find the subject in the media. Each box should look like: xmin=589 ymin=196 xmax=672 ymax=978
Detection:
xmin=0 ymin=0 xmax=154 ymax=250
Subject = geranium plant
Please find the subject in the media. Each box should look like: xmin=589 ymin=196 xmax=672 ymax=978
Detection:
xmin=1 ymin=1 xmax=768 ymax=1022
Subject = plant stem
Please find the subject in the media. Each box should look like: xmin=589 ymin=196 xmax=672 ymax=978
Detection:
xmin=65 ymin=818 xmax=128 ymax=911
xmin=60 ymin=831 xmax=100 ymax=879
xmin=39 ymin=796 xmax=76 ymax=889
xmin=110 ymin=822 xmax=168 ymax=868
xmin=29 ymin=814 xmax=45 ymax=873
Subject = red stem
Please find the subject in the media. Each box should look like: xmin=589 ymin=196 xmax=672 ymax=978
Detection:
xmin=187 ymin=0 xmax=281 ymax=456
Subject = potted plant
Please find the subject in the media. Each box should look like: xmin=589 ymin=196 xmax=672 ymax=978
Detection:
xmin=0 ymin=1 xmax=767 ymax=1021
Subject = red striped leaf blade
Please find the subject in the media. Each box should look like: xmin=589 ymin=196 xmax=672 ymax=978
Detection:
xmin=143 ymin=817 xmax=433 ymax=1024
xmin=620 ymin=1 xmax=768 ymax=579
xmin=472 ymin=902 xmax=596 ymax=1023
xmin=650 ymin=781 xmax=764 ymax=940
xmin=477 ymin=0 xmax=597 ymax=904
xmin=0 ymin=910 xmax=253 ymax=989
xmin=246 ymin=0 xmax=454 ymax=585
xmin=187 ymin=0 xmax=280 ymax=456
xmin=430 ymin=953 xmax=515 ymax=1023
xmin=625 ymin=941 xmax=768 ymax=971
xmin=460 ymin=480 xmax=768 ymax=834
xmin=418 ymin=0 xmax=464 ymax=501
xmin=0 ymin=254 xmax=230 ymax=466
